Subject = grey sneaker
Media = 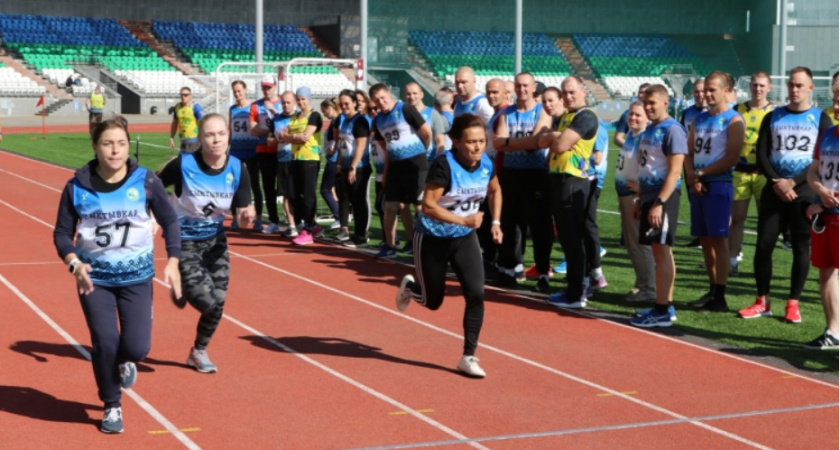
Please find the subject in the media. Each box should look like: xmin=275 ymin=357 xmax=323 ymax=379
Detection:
xmin=457 ymin=355 xmax=486 ymax=378
xmin=187 ymin=348 xmax=218 ymax=373
xmin=262 ymin=222 xmax=280 ymax=234
xmin=336 ymin=229 xmax=351 ymax=242
xmin=396 ymin=275 xmax=415 ymax=312
xmin=284 ymin=226 xmax=299 ymax=238
xmin=119 ymin=362 xmax=137 ymax=389
xmin=100 ymin=407 xmax=123 ymax=434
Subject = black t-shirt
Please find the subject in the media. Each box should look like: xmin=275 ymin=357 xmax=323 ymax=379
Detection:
xmin=157 ymin=154 xmax=252 ymax=209
xmin=567 ymin=109 xmax=599 ymax=140
xmin=305 ymin=111 xmax=323 ymax=130
xmin=425 ymin=154 xmax=494 ymax=194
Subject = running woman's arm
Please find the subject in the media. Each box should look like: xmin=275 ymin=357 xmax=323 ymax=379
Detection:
xmin=146 ymin=173 xmax=182 ymax=298
xmin=53 ymin=181 xmax=94 ymax=294
xmin=486 ymin=173 xmax=503 ymax=244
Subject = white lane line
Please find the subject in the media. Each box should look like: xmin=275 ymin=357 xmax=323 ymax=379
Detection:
xmin=343 ymin=402 xmax=838 ymax=450
xmin=0 ymin=177 xmax=489 ymax=450
xmin=0 ymin=272 xmax=201 ymax=450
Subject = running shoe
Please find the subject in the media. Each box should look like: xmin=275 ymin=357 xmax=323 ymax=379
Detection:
xmin=803 ymin=331 xmax=839 ymax=350
xmin=599 ymin=246 xmax=607 ymax=257
xmin=262 ymin=222 xmax=280 ymax=234
xmin=514 ymin=269 xmax=526 ymax=282
xmin=100 ymin=407 xmax=123 ymax=434
xmin=343 ymin=236 xmax=369 ymax=248
xmin=630 ymin=308 xmax=674 ymax=327
xmin=292 ymin=230 xmax=314 ymax=245
xmin=335 ymin=229 xmax=351 ymax=242
xmin=546 ymin=290 xmax=587 ymax=309
xmin=252 ymin=219 xmax=263 ymax=232
xmin=329 ymin=220 xmax=341 ymax=230
xmin=119 ymin=362 xmax=137 ymax=389
xmin=395 ymin=274 xmax=415 ymax=312
xmin=374 ymin=245 xmax=397 ymax=259
xmin=729 ymin=262 xmax=739 ymax=276
xmin=457 ymin=355 xmax=486 ymax=378
xmin=738 ymin=298 xmax=772 ymax=319
xmin=186 ymin=348 xmax=217 ymax=373
xmin=535 ymin=276 xmax=551 ymax=293
xmin=310 ymin=225 xmax=324 ymax=237
xmin=553 ymin=260 xmax=567 ymax=274
xmin=784 ymin=300 xmax=801 ymax=323
xmin=689 ymin=292 xmax=715 ymax=308
xmin=284 ymin=226 xmax=299 ymax=238
xmin=524 ymin=264 xmax=553 ymax=280
xmin=634 ymin=304 xmax=677 ymax=321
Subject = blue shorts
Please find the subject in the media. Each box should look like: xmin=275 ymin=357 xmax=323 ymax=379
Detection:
xmin=690 ymin=181 xmax=733 ymax=237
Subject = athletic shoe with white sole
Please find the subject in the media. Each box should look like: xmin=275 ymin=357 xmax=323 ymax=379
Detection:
xmin=396 ymin=275 xmax=415 ymax=312
xmin=457 ymin=355 xmax=486 ymax=378
xmin=261 ymin=222 xmax=280 ymax=234
xmin=630 ymin=308 xmax=673 ymax=327
xmin=634 ymin=304 xmax=677 ymax=321
xmin=803 ymin=331 xmax=839 ymax=350
xmin=119 ymin=362 xmax=137 ymax=389
xmin=100 ymin=407 xmax=123 ymax=434
xmin=335 ymin=229 xmax=350 ymax=242
xmin=738 ymin=298 xmax=772 ymax=319
xmin=546 ymin=290 xmax=587 ymax=309
xmin=186 ymin=348 xmax=218 ymax=373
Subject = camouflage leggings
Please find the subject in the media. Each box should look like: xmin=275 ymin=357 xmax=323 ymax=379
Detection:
xmin=180 ymin=234 xmax=230 ymax=350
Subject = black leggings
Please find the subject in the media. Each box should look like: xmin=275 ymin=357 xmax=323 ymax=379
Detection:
xmin=256 ymin=153 xmax=280 ymax=224
xmin=320 ymin=160 xmax=340 ymax=218
xmin=551 ymin=175 xmax=590 ymax=299
xmin=374 ymin=180 xmax=386 ymax=240
xmin=290 ymin=160 xmax=320 ymax=227
xmin=584 ymin=181 xmax=603 ymax=271
xmin=411 ymin=231 xmax=485 ymax=356
xmin=338 ymin=166 xmax=372 ymax=238
xmin=754 ymin=185 xmax=811 ymax=299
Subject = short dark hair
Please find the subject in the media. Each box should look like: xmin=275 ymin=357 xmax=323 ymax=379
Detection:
xmin=231 ymin=80 xmax=246 ymax=90
xmin=448 ymin=113 xmax=485 ymax=142
xmin=789 ymin=66 xmax=813 ymax=80
xmin=92 ymin=116 xmax=130 ymax=144
xmin=368 ymin=83 xmax=389 ymax=98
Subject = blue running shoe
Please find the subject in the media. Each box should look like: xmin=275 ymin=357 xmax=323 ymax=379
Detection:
xmin=600 ymin=246 xmax=607 ymax=257
xmin=630 ymin=308 xmax=674 ymax=327
xmin=119 ymin=362 xmax=137 ymax=389
xmin=553 ymin=260 xmax=567 ymax=274
xmin=374 ymin=245 xmax=397 ymax=259
xmin=546 ymin=290 xmax=587 ymax=309
xmin=100 ymin=407 xmax=123 ymax=434
xmin=634 ymin=304 xmax=677 ymax=321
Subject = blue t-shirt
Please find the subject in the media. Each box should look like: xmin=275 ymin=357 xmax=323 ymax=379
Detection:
xmin=638 ymin=118 xmax=688 ymax=195
xmin=692 ymin=108 xmax=741 ymax=182
xmin=501 ymin=103 xmax=548 ymax=170
xmin=588 ymin=118 xmax=610 ymax=189
xmin=229 ymin=104 xmax=258 ymax=160
xmin=172 ymin=152 xmax=242 ymax=240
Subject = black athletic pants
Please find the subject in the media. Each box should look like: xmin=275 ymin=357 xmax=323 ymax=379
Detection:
xmin=498 ymin=168 xmax=553 ymax=274
xmin=551 ymin=174 xmax=590 ymax=299
xmin=80 ymin=281 xmax=153 ymax=408
xmin=584 ymin=179 xmax=603 ymax=271
xmin=290 ymin=160 xmax=320 ymax=228
xmin=320 ymin=160 xmax=340 ymax=219
xmin=338 ymin=166 xmax=372 ymax=238
xmin=754 ymin=184 xmax=811 ymax=300
xmin=411 ymin=231 xmax=484 ymax=356
xmin=255 ymin=153 xmax=280 ymax=224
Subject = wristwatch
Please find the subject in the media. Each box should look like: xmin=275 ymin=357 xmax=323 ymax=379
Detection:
xmin=696 ymin=169 xmax=704 ymax=179
xmin=68 ymin=258 xmax=81 ymax=274
xmin=654 ymin=197 xmax=665 ymax=206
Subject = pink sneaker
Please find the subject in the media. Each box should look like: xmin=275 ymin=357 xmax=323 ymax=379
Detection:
xmin=738 ymin=297 xmax=772 ymax=319
xmin=784 ymin=300 xmax=801 ymax=324
xmin=292 ymin=230 xmax=313 ymax=245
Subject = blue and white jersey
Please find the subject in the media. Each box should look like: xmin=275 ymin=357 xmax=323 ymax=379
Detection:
xmin=638 ymin=118 xmax=688 ymax=194
xmin=324 ymin=116 xmax=342 ymax=164
xmin=692 ymin=108 xmax=740 ymax=182
xmin=373 ymin=101 xmax=427 ymax=161
xmin=419 ymin=106 xmax=437 ymax=160
xmin=272 ymin=113 xmax=294 ymax=163
xmin=72 ymin=168 xmax=154 ymax=287
xmin=416 ymin=152 xmax=493 ymax=238
xmin=502 ymin=103 xmax=548 ymax=170
xmin=454 ymin=94 xmax=487 ymax=118
xmin=681 ymin=105 xmax=705 ymax=133
xmin=816 ymin=126 xmax=839 ymax=214
xmin=588 ymin=118 xmax=610 ymax=189
xmin=229 ymin=104 xmax=257 ymax=160
xmin=338 ymin=113 xmax=371 ymax=170
xmin=768 ymin=107 xmax=823 ymax=178
xmin=441 ymin=111 xmax=454 ymax=150
xmin=172 ymin=152 xmax=242 ymax=241
xmin=615 ymin=130 xmax=642 ymax=197
xmin=485 ymin=107 xmax=505 ymax=160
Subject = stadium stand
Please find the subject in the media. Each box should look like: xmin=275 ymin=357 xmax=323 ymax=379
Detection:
xmin=152 ymin=21 xmax=354 ymax=96
xmin=408 ymin=30 xmax=572 ymax=88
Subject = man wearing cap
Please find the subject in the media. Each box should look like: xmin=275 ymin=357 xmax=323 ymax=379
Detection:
xmin=170 ymin=86 xmax=203 ymax=153
xmin=249 ymin=74 xmax=284 ymax=233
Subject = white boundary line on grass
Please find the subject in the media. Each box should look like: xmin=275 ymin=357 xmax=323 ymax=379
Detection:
xmin=0 ymin=151 xmax=828 ymax=447
xmin=0 ymin=269 xmax=201 ymax=450
xmin=0 ymin=168 xmax=490 ymax=450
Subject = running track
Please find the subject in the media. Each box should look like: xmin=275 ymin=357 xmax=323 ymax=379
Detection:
xmin=0 ymin=149 xmax=837 ymax=449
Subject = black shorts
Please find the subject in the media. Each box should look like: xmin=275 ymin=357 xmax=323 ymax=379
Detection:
xmin=639 ymin=190 xmax=681 ymax=246
xmin=276 ymin=161 xmax=292 ymax=198
xmin=89 ymin=112 xmax=103 ymax=125
xmin=385 ymin=153 xmax=428 ymax=205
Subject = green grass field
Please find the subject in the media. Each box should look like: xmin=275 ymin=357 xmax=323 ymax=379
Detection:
xmin=2 ymin=130 xmax=837 ymax=373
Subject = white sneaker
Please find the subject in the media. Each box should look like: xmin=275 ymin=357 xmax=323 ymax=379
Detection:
xmin=262 ymin=222 xmax=280 ymax=234
xmin=457 ymin=355 xmax=486 ymax=378
xmin=329 ymin=220 xmax=341 ymax=230
xmin=284 ymin=226 xmax=299 ymax=238
xmin=396 ymin=275 xmax=415 ymax=312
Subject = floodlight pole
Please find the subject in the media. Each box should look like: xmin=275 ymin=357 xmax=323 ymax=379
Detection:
xmin=514 ymin=0 xmax=522 ymax=75
xmin=256 ymin=0 xmax=264 ymax=74
xmin=778 ymin=0 xmax=788 ymax=78
xmin=361 ymin=0 xmax=368 ymax=86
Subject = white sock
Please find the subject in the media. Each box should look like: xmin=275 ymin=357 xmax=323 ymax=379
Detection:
xmin=826 ymin=329 xmax=839 ymax=339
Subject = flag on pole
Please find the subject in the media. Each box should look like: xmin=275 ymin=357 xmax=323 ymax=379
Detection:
xmin=35 ymin=94 xmax=44 ymax=107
